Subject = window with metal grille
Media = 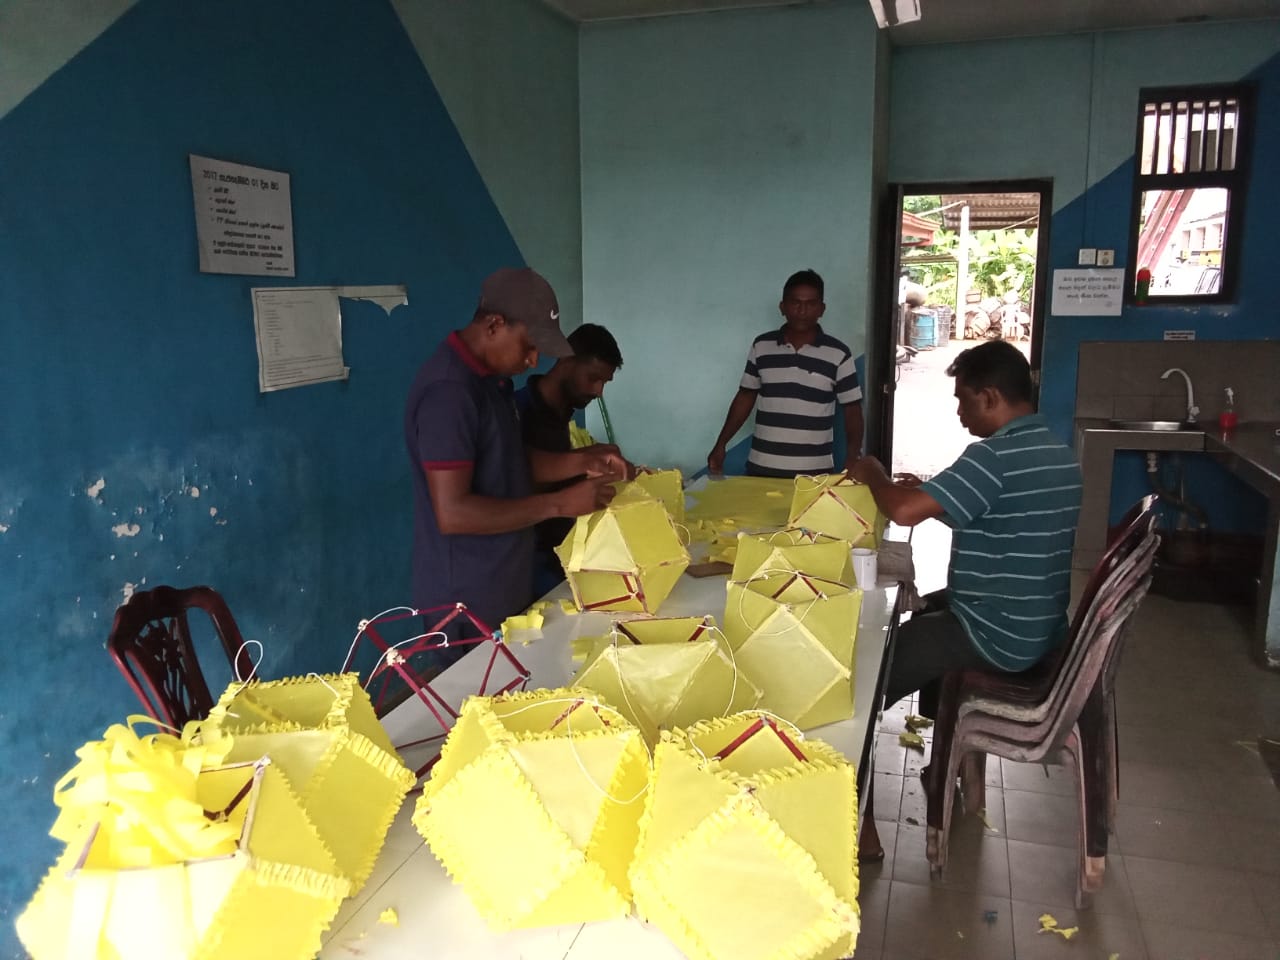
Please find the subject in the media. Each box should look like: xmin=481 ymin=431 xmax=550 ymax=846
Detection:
xmin=1126 ymin=84 xmax=1251 ymax=304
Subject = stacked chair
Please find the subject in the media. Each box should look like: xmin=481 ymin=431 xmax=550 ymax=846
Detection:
xmin=922 ymin=496 xmax=1160 ymax=907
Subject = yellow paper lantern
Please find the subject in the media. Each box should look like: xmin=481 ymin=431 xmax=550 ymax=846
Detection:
xmin=630 ymin=713 xmax=860 ymax=960
xmin=556 ymin=486 xmax=690 ymax=614
xmin=628 ymin=468 xmax=685 ymax=524
xmin=731 ymin=529 xmax=854 ymax=585
xmin=203 ymin=673 xmax=416 ymax=892
xmin=723 ymin=571 xmax=861 ymax=730
xmin=575 ymin=616 xmax=762 ymax=744
xmin=787 ymin=475 xmax=885 ymax=548
xmin=415 ymin=688 xmax=650 ymax=929
xmin=18 ymin=758 xmax=349 ymax=960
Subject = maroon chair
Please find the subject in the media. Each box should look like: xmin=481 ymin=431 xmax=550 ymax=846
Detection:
xmin=107 ymin=585 xmax=253 ymax=728
xmin=922 ymin=498 xmax=1160 ymax=902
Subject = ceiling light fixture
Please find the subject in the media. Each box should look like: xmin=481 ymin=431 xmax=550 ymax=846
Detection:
xmin=867 ymin=0 xmax=921 ymax=28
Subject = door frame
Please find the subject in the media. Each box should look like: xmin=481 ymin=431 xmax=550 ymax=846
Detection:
xmin=865 ymin=178 xmax=1053 ymax=465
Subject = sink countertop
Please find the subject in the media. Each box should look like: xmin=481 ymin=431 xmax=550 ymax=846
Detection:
xmin=1204 ymin=421 xmax=1280 ymax=495
xmin=1074 ymin=417 xmax=1206 ymax=452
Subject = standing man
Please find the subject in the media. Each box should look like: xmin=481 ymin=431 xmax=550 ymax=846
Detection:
xmin=515 ymin=323 xmax=631 ymax=595
xmin=404 ymin=268 xmax=626 ymax=644
xmin=848 ymin=340 xmax=1082 ymax=859
xmin=707 ymin=269 xmax=864 ymax=478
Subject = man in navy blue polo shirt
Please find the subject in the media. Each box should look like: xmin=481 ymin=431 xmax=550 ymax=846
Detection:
xmin=707 ymin=269 xmax=864 ymax=477
xmin=404 ymin=268 xmax=626 ymax=648
xmin=848 ymin=340 xmax=1082 ymax=859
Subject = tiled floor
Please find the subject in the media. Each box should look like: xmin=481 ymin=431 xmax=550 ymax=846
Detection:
xmin=857 ymin=520 xmax=1280 ymax=960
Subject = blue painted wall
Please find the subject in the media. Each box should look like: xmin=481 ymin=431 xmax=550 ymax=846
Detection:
xmin=890 ymin=21 xmax=1280 ymax=528
xmin=0 ymin=0 xmax=531 ymax=947
xmin=578 ymin=1 xmax=883 ymax=473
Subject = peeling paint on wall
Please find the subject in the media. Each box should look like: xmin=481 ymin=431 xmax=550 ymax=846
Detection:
xmin=0 ymin=524 xmax=8 ymax=534
xmin=110 ymin=522 xmax=141 ymax=538
xmin=85 ymin=477 xmax=105 ymax=499
xmin=189 ymin=486 xmax=200 ymax=498
xmin=209 ymin=507 xmax=218 ymax=517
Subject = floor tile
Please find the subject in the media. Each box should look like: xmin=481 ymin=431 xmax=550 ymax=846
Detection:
xmin=1006 ymin=840 xmax=1136 ymax=916
xmin=874 ymin=773 xmax=904 ymax=823
xmin=1001 ymin=760 xmax=1077 ymax=797
xmin=876 ymin=732 xmax=907 ymax=777
xmin=856 ymin=873 xmax=891 ymax=959
xmin=1112 ymin=802 xmax=1238 ymax=869
xmin=892 ymin=822 xmax=1011 ymax=898
xmin=1124 ymin=854 xmax=1271 ymax=938
xmin=1003 ymin=789 xmax=1080 ymax=849
xmin=1008 ymin=898 xmax=1148 ymax=960
xmin=899 ymin=774 xmax=928 ymax=827
xmin=882 ymin=880 xmax=1013 ymax=960
xmin=1220 ymin=816 xmax=1280 ymax=877
xmin=860 ymin=820 xmax=899 ymax=884
xmin=1198 ymin=770 xmax=1280 ymax=825
xmin=1248 ymin=871 xmax=1280 ymax=941
xmin=1139 ymin=919 xmax=1280 ymax=960
xmin=1117 ymin=759 xmax=1211 ymax=812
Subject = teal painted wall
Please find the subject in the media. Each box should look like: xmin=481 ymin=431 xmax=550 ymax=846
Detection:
xmin=889 ymin=20 xmax=1280 ymax=530
xmin=391 ymin=0 xmax=585 ymax=329
xmin=0 ymin=0 xmax=550 ymax=949
xmin=578 ymin=0 xmax=882 ymax=473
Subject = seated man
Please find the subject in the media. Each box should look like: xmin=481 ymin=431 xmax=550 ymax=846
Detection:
xmin=515 ymin=323 xmax=630 ymax=595
xmin=849 ymin=340 xmax=1082 ymax=859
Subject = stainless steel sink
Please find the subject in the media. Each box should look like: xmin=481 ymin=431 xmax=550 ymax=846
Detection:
xmin=1108 ymin=419 xmax=1201 ymax=432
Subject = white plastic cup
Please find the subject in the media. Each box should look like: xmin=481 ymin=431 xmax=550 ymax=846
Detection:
xmin=852 ymin=548 xmax=878 ymax=590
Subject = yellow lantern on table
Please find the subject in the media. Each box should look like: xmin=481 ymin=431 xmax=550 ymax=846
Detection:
xmin=630 ymin=713 xmax=860 ymax=960
xmin=415 ymin=688 xmax=650 ymax=929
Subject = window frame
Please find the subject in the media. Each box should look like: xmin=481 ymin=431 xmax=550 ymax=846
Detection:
xmin=1124 ymin=83 xmax=1252 ymax=307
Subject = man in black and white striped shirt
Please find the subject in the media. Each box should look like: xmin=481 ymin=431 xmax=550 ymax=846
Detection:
xmin=708 ymin=269 xmax=864 ymax=478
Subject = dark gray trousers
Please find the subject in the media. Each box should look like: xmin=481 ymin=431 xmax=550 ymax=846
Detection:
xmin=883 ymin=591 xmax=992 ymax=718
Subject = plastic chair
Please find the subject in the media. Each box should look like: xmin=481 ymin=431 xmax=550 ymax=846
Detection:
xmin=923 ymin=499 xmax=1160 ymax=904
xmin=107 ymin=585 xmax=252 ymax=728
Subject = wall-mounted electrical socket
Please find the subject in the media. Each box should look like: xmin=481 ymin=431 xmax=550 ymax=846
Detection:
xmin=1078 ymin=248 xmax=1097 ymax=266
xmin=1097 ymin=249 xmax=1115 ymax=266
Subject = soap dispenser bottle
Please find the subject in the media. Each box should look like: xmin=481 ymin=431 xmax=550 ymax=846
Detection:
xmin=1219 ymin=387 xmax=1238 ymax=432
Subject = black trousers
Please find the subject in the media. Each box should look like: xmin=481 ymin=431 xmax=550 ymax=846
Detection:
xmin=884 ymin=591 xmax=991 ymax=719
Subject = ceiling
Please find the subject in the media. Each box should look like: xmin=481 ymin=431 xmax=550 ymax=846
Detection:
xmin=540 ymin=0 xmax=1280 ymax=45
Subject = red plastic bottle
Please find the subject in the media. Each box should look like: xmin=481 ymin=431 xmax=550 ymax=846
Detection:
xmin=1135 ymin=267 xmax=1152 ymax=305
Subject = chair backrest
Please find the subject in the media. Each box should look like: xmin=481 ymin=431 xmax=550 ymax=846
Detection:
xmin=1038 ymin=527 xmax=1160 ymax=751
xmin=106 ymin=585 xmax=251 ymax=728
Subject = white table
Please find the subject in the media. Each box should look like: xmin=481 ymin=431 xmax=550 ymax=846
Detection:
xmin=320 ymin=571 xmax=901 ymax=960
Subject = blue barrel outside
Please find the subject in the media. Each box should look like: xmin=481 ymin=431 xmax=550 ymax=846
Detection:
xmin=910 ymin=311 xmax=936 ymax=349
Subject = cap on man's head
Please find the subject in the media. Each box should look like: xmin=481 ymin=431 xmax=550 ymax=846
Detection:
xmin=478 ymin=267 xmax=571 ymax=358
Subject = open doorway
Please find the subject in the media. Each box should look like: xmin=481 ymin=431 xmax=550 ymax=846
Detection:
xmin=868 ymin=181 xmax=1052 ymax=480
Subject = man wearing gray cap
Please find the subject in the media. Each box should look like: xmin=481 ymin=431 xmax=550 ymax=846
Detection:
xmin=404 ymin=267 xmax=625 ymax=650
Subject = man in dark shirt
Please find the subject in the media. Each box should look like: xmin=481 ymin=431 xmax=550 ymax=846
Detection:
xmin=514 ymin=324 xmax=629 ymax=594
xmin=404 ymin=269 xmax=626 ymax=656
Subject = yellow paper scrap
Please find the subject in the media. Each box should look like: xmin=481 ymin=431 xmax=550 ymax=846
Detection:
xmin=977 ymin=808 xmax=999 ymax=834
xmin=765 ymin=490 xmax=784 ymax=498
xmin=500 ymin=609 xmax=545 ymax=641
xmin=1109 ymin=954 xmax=1120 ymax=960
xmin=899 ymin=731 xmax=925 ymax=752
xmin=904 ymin=714 xmax=933 ymax=733
xmin=378 ymin=907 xmax=399 ymax=926
xmin=1037 ymin=913 xmax=1079 ymax=940
xmin=559 ymin=598 xmax=578 ymax=615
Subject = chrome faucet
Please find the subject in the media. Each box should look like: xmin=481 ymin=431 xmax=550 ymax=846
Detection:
xmin=1161 ymin=367 xmax=1199 ymax=424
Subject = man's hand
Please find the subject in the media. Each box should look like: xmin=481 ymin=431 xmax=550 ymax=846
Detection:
xmin=582 ymin=447 xmax=634 ymax=481
xmin=707 ymin=444 xmax=727 ymax=477
xmin=559 ymin=476 xmax=617 ymax=516
xmin=893 ymin=472 xmax=925 ymax=488
xmin=849 ymin=455 xmax=891 ymax=487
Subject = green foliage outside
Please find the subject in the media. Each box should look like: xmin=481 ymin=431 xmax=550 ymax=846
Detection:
xmin=901 ymin=195 xmax=1038 ymax=308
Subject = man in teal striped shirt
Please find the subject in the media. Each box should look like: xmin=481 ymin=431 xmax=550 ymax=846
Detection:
xmin=851 ymin=340 xmax=1081 ymax=859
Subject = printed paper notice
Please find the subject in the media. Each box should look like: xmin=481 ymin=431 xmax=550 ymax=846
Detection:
xmin=190 ymin=154 xmax=295 ymax=277
xmin=252 ymin=287 xmax=346 ymax=392
xmin=1051 ymin=268 xmax=1124 ymax=316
